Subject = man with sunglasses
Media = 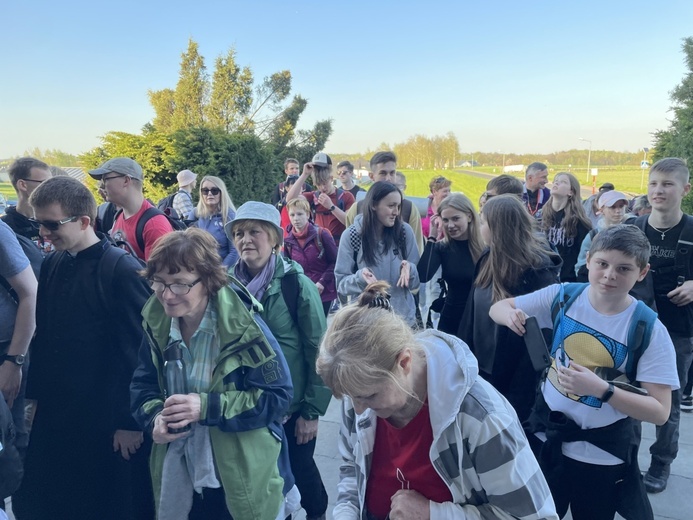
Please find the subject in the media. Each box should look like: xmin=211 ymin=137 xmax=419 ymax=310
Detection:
xmin=89 ymin=157 xmax=173 ymax=260
xmin=1 ymin=157 xmax=53 ymax=252
xmin=13 ymin=176 xmax=154 ymax=519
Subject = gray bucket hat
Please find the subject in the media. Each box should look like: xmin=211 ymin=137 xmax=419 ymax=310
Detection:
xmin=88 ymin=157 xmax=144 ymax=180
xmin=225 ymin=201 xmax=284 ymax=245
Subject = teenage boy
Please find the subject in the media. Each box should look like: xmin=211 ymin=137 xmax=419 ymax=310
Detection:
xmin=489 ymin=224 xmax=678 ymax=520
xmin=89 ymin=157 xmax=173 ymax=260
xmin=271 ymin=158 xmax=301 ymax=208
xmin=13 ymin=176 xmax=154 ymax=519
xmin=285 ymin=152 xmax=355 ymax=244
xmin=336 ymin=160 xmax=364 ymax=198
xmin=633 ymin=157 xmax=693 ymax=493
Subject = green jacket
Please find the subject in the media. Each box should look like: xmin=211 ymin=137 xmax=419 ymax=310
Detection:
xmin=130 ymin=281 xmax=294 ymax=520
xmin=260 ymin=256 xmax=332 ymax=420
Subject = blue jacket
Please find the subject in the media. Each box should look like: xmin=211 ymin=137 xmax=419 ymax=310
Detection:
xmin=190 ymin=209 xmax=238 ymax=267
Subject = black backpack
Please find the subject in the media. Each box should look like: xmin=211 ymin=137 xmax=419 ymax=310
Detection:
xmin=0 ymin=393 xmax=23 ymax=499
xmin=157 ymin=190 xmax=192 ymax=221
xmin=112 ymin=206 xmax=187 ymax=259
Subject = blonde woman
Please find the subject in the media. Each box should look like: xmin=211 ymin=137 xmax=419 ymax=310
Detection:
xmin=317 ymin=282 xmax=558 ymax=520
xmin=189 ymin=175 xmax=238 ymax=266
xmin=417 ymin=193 xmax=483 ymax=335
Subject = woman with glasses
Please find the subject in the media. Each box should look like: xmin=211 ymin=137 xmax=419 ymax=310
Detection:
xmin=226 ymin=201 xmax=332 ymax=520
xmin=189 ymin=176 xmax=238 ymax=267
xmin=316 ymin=281 xmax=558 ymax=520
xmin=130 ymin=228 xmax=299 ymax=520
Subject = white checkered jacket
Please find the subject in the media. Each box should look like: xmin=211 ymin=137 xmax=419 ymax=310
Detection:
xmin=334 ymin=330 xmax=558 ymax=520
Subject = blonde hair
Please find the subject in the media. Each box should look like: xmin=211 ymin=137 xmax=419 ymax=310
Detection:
xmin=429 ymin=175 xmax=452 ymax=192
xmin=437 ymin=193 xmax=484 ymax=262
xmin=195 ymin=176 xmax=236 ymax=225
xmin=286 ymin=197 xmax=311 ymax=214
xmin=231 ymin=219 xmax=282 ymax=250
xmin=316 ymin=282 xmax=421 ymax=399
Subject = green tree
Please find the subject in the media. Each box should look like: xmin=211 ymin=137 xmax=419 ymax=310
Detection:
xmin=170 ymin=39 xmax=208 ymax=131
xmin=206 ymin=48 xmax=253 ymax=132
xmin=148 ymin=89 xmax=176 ymax=133
xmin=652 ymin=36 xmax=693 ymax=212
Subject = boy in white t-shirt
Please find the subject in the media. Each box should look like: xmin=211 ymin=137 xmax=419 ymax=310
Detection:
xmin=489 ymin=224 xmax=679 ymax=520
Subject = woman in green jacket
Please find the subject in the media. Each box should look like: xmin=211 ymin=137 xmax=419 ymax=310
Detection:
xmin=227 ymin=201 xmax=332 ymax=520
xmin=131 ymin=228 xmax=299 ymax=520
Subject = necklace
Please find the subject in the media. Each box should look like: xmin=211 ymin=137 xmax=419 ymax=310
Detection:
xmin=649 ymin=222 xmax=677 ymax=241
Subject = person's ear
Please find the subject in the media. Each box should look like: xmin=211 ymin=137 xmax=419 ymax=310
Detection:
xmin=638 ymin=263 xmax=650 ymax=282
xmin=78 ymin=215 xmax=92 ymax=230
xmin=397 ymin=348 xmax=413 ymax=377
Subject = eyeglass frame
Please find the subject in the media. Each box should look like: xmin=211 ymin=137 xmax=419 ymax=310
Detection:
xmin=102 ymin=174 xmax=128 ymax=183
xmin=201 ymin=187 xmax=221 ymax=196
xmin=149 ymin=278 xmax=202 ymax=296
xmin=29 ymin=215 xmax=80 ymax=231
xmin=22 ymin=178 xmax=46 ymax=185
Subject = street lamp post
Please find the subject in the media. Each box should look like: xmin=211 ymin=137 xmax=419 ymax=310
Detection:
xmin=640 ymin=147 xmax=649 ymax=191
xmin=579 ymin=138 xmax=592 ymax=183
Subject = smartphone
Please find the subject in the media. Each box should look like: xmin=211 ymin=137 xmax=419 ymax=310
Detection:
xmin=523 ymin=316 xmax=552 ymax=372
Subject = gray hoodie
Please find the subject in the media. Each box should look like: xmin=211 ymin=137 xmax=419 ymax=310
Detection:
xmin=335 ymin=214 xmax=420 ymax=326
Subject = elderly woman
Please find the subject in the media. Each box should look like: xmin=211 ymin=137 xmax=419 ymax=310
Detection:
xmin=130 ymin=228 xmax=298 ymax=520
xmin=316 ymin=282 xmax=558 ymax=520
xmin=225 ymin=202 xmax=332 ymax=520
xmin=188 ymin=175 xmax=238 ymax=267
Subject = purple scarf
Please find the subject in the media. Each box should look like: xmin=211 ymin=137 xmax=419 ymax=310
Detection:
xmin=234 ymin=254 xmax=277 ymax=302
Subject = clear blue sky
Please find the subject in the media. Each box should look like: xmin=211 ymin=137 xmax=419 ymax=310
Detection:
xmin=1 ymin=0 xmax=691 ymax=158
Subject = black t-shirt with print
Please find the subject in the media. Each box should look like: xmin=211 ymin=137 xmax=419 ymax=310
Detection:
xmin=645 ymin=217 xmax=689 ymax=335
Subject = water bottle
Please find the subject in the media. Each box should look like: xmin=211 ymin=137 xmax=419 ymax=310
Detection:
xmin=163 ymin=340 xmax=191 ymax=434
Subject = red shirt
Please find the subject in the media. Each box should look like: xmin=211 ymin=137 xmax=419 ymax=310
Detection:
xmin=365 ymin=401 xmax=453 ymax=519
xmin=303 ymin=188 xmax=355 ymax=243
xmin=111 ymin=200 xmax=173 ymax=260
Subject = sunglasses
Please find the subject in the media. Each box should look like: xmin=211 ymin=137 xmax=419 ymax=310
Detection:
xmin=201 ymin=188 xmax=221 ymax=196
xmin=29 ymin=216 xmax=79 ymax=231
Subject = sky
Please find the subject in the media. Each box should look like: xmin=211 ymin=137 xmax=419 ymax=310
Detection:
xmin=1 ymin=0 xmax=692 ymax=159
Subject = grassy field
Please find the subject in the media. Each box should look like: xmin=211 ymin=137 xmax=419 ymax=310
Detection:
xmin=1 ymin=182 xmax=16 ymax=201
xmin=399 ymin=169 xmax=490 ymax=208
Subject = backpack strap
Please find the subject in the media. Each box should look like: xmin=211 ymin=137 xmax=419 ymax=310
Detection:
xmin=335 ymin=188 xmax=345 ymax=212
xmin=135 ymin=207 xmax=164 ymax=253
xmin=550 ymin=282 xmax=589 ymax=333
xmin=675 ymin=214 xmax=693 ymax=281
xmin=280 ymin=271 xmax=300 ymax=324
xmin=96 ymin=244 xmax=130 ymax=316
xmin=400 ymin=198 xmax=412 ymax=226
xmin=624 ymin=301 xmax=657 ymax=383
xmin=315 ymin=226 xmax=325 ymax=259
xmin=349 ymin=226 xmax=361 ymax=267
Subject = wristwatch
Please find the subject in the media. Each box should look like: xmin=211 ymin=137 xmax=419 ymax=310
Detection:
xmin=600 ymin=382 xmax=615 ymax=403
xmin=329 ymin=205 xmax=336 ymax=212
xmin=2 ymin=353 xmax=26 ymax=366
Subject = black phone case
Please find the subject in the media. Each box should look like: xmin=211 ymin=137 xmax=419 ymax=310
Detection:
xmin=523 ymin=316 xmax=552 ymax=372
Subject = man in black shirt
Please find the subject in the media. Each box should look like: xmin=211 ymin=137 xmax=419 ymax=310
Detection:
xmin=336 ymin=160 xmax=365 ymax=199
xmin=636 ymin=158 xmax=693 ymax=494
xmin=1 ymin=157 xmax=52 ymax=252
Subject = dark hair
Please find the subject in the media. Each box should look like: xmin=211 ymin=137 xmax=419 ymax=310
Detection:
xmin=589 ymin=224 xmax=650 ymax=269
xmin=370 ymin=151 xmax=397 ymax=172
xmin=29 ymin=176 xmax=97 ymax=222
xmin=8 ymin=157 xmax=50 ymax=188
xmin=337 ymin=161 xmax=354 ymax=172
xmin=284 ymin=158 xmax=299 ymax=169
xmin=361 ymin=182 xmax=404 ymax=266
xmin=486 ymin=174 xmax=523 ymax=196
xmin=526 ymin=162 xmax=548 ymax=178
xmin=143 ymin=228 xmax=228 ymax=296
xmin=650 ymin=157 xmax=690 ymax=184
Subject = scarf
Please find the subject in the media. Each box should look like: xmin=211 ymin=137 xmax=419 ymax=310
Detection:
xmin=291 ymin=223 xmax=311 ymax=248
xmin=234 ymin=253 xmax=277 ymax=302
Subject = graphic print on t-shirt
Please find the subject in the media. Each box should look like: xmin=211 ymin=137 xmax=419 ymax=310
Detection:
xmin=549 ymin=314 xmax=628 ymax=408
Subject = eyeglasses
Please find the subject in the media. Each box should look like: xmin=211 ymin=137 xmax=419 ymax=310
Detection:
xmin=337 ymin=170 xmax=351 ymax=175
xmin=22 ymin=178 xmax=45 ymax=184
xmin=149 ymin=278 xmax=202 ymax=296
xmin=201 ymin=188 xmax=221 ymax=196
xmin=102 ymin=174 xmax=126 ymax=183
xmin=29 ymin=216 xmax=79 ymax=231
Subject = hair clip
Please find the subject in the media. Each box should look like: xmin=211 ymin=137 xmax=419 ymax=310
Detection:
xmin=368 ymin=293 xmax=392 ymax=311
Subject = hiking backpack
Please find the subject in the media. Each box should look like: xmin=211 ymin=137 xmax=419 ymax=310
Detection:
xmin=111 ymin=206 xmax=187 ymax=260
xmin=284 ymin=227 xmax=326 ymax=261
xmin=550 ymin=282 xmax=657 ymax=384
xmin=157 ymin=190 xmax=192 ymax=220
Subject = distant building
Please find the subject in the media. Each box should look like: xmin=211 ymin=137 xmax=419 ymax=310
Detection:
xmin=459 ymin=160 xmax=479 ymax=167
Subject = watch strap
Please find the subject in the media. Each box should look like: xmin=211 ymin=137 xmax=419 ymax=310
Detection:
xmin=601 ymin=382 xmax=615 ymax=403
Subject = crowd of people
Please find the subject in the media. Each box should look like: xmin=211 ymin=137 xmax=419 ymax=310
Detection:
xmin=0 ymin=152 xmax=691 ymax=520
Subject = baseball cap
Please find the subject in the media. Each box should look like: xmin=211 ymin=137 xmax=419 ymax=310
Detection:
xmin=177 ymin=169 xmax=197 ymax=186
xmin=89 ymin=157 xmax=144 ymax=181
xmin=311 ymin=152 xmax=332 ymax=168
xmin=225 ymin=201 xmax=284 ymax=246
xmin=599 ymin=190 xmax=628 ymax=208
xmin=598 ymin=182 xmax=615 ymax=193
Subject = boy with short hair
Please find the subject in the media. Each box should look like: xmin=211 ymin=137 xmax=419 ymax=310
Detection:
xmin=633 ymin=157 xmax=693 ymax=493
xmin=489 ymin=224 xmax=679 ymax=520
